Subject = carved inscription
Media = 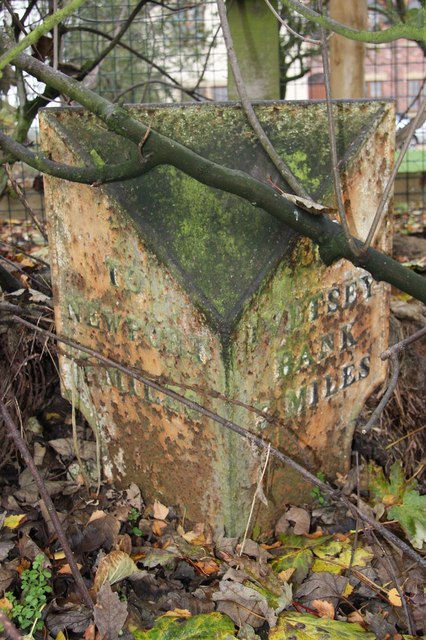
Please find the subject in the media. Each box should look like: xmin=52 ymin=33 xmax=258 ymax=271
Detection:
xmin=66 ymin=257 xmax=377 ymax=421
xmin=277 ymin=273 xmax=374 ymax=416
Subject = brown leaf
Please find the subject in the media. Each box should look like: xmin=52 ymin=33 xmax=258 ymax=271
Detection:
xmin=0 ymin=541 xmax=14 ymax=562
xmin=153 ymin=499 xmax=169 ymax=520
xmin=267 ymin=178 xmax=336 ymax=216
xmin=115 ymin=533 xmax=132 ymax=555
xmin=152 ymin=519 xmax=168 ymax=536
xmin=32 ymin=35 xmax=53 ymax=60
xmin=312 ymin=598 xmax=335 ymax=619
xmin=305 ymin=529 xmax=324 ymax=539
xmin=285 ymin=506 xmax=311 ymax=535
xmin=163 ymin=608 xmax=191 ymax=618
xmin=295 ymin=572 xmax=347 ymax=608
xmin=76 ymin=513 xmax=121 ymax=554
xmin=347 ymin=610 xmax=365 ymax=625
xmin=49 ymin=437 xmax=96 ymax=460
xmin=278 ymin=568 xmax=295 ymax=582
xmin=181 ymin=522 xmax=213 ymax=546
xmin=83 ymin=623 xmax=97 ymax=640
xmin=46 ymin=606 xmax=93 ymax=636
xmin=93 ymin=550 xmax=138 ymax=593
xmin=94 ymin=583 xmax=128 ymax=640
xmin=125 ymin=483 xmax=143 ymax=511
xmin=58 ymin=563 xmax=83 ymax=575
xmin=193 ymin=559 xmax=220 ymax=575
xmin=213 ymin=580 xmax=274 ymax=629
xmin=388 ymin=587 xmax=402 ymax=607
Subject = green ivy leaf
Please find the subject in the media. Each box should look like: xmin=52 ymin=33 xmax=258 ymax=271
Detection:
xmin=368 ymin=462 xmax=426 ymax=549
xmin=273 ymin=534 xmax=334 ymax=584
xmin=368 ymin=461 xmax=409 ymax=504
xmin=131 ymin=612 xmax=236 ymax=639
xmin=272 ymin=549 xmax=313 ymax=584
xmin=388 ymin=489 xmax=426 ymax=549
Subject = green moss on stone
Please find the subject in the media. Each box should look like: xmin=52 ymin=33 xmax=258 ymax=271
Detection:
xmin=43 ymin=101 xmax=389 ymax=339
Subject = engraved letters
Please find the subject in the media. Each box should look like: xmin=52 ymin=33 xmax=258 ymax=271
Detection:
xmin=68 ymin=265 xmax=376 ymax=420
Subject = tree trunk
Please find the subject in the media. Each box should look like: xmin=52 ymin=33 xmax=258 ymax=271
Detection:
xmin=227 ymin=0 xmax=280 ymax=99
xmin=329 ymin=0 xmax=367 ymax=99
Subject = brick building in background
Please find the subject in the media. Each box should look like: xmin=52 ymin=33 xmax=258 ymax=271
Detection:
xmin=306 ymin=40 xmax=425 ymax=117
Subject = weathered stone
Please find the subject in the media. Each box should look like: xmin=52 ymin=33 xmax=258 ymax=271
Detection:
xmin=40 ymin=101 xmax=393 ymax=536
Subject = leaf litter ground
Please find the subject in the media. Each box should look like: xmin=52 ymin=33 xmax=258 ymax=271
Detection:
xmin=0 ymin=220 xmax=425 ymax=640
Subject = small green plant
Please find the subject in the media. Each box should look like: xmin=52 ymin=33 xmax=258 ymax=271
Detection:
xmin=311 ymin=472 xmax=327 ymax=506
xmin=6 ymin=554 xmax=52 ymax=634
xmin=128 ymin=507 xmax=143 ymax=536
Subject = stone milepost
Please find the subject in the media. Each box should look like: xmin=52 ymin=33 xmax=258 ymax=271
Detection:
xmin=41 ymin=101 xmax=393 ymax=536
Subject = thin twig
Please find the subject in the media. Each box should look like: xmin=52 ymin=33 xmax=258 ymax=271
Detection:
xmin=361 ymin=353 xmax=400 ymax=435
xmin=216 ymin=0 xmax=309 ymax=198
xmin=262 ymin=0 xmax=321 ymax=44
xmin=239 ymin=443 xmax=271 ymax=556
xmin=381 ymin=326 xmax=426 ymax=360
xmin=369 ymin=532 xmax=415 ymax=635
xmin=0 ymin=239 xmax=50 ymax=267
xmin=80 ymin=0 xmax=150 ymax=84
xmin=0 ymin=253 xmax=51 ymax=296
xmin=361 ymin=325 xmax=426 ymax=433
xmin=320 ymin=12 xmax=361 ymax=257
xmin=0 ymin=401 xmax=94 ymax=610
xmin=113 ymin=80 xmax=200 ymax=103
xmin=192 ymin=23 xmax=222 ymax=92
xmin=386 ymin=424 xmax=426 ymax=450
xmin=64 ymin=25 xmax=205 ymax=101
xmin=396 ymin=77 xmax=426 ymax=147
xmin=4 ymin=163 xmax=47 ymax=241
xmin=6 ymin=315 xmax=426 ymax=572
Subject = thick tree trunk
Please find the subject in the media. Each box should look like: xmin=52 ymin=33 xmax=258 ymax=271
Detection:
xmin=329 ymin=0 xmax=367 ymax=99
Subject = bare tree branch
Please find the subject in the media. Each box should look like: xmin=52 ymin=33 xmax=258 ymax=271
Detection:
xmin=382 ymin=325 xmax=426 ymax=359
xmin=0 ymin=0 xmax=87 ymax=72
xmin=63 ymin=25 xmax=206 ymax=100
xmin=361 ymin=353 xmax=400 ymax=434
xmin=0 ymin=132 xmax=152 ymax=183
xmin=281 ymin=0 xmax=424 ymax=43
xmin=263 ymin=0 xmax=321 ymax=44
xmin=75 ymin=0 xmax=150 ymax=83
xmin=1 ymin=41 xmax=426 ymax=303
xmin=361 ymin=325 xmax=426 ymax=434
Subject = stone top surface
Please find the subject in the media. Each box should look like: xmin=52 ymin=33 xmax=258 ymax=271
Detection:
xmin=41 ymin=101 xmax=390 ymax=334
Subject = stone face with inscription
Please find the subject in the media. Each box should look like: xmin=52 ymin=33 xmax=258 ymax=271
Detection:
xmin=41 ymin=102 xmax=393 ymax=536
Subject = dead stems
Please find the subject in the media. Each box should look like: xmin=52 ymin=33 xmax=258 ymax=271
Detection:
xmin=0 ymin=401 xmax=94 ymax=610
xmin=362 ymin=326 xmax=426 ymax=434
